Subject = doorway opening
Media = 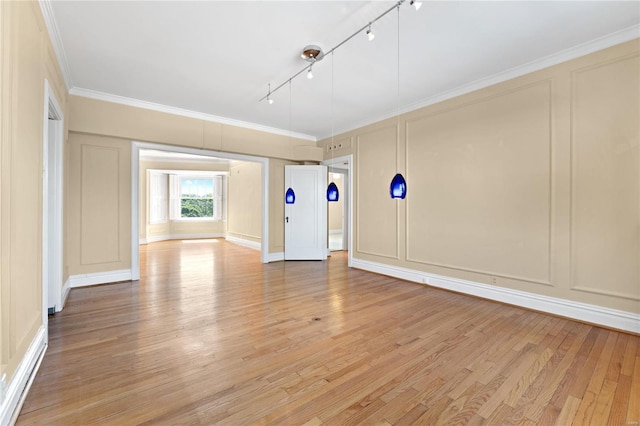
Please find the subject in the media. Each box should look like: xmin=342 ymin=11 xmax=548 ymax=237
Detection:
xmin=131 ymin=142 xmax=270 ymax=281
xmin=322 ymin=155 xmax=352 ymax=265
xmin=328 ymin=169 xmax=346 ymax=251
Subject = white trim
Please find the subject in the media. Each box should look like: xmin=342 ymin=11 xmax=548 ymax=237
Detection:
xmin=131 ymin=145 xmax=140 ymax=281
xmin=320 ymin=25 xmax=640 ymax=140
xmin=38 ymin=1 xmax=73 ymax=90
xmin=61 ymin=278 xmax=71 ymax=311
xmin=141 ymin=233 xmax=225 ymax=244
xmin=140 ymin=153 xmax=230 ymax=165
xmin=71 ymin=88 xmax=316 ymax=142
xmin=225 ymin=235 xmax=261 ymax=251
xmin=267 ymin=252 xmax=285 ymax=262
xmin=43 ymin=79 xmax=64 ymax=319
xmin=260 ymin=158 xmax=270 ymax=264
xmin=350 ymin=258 xmax=640 ymax=334
xmin=68 ymin=269 xmax=132 ymax=288
xmin=0 ymin=326 xmax=47 ymax=426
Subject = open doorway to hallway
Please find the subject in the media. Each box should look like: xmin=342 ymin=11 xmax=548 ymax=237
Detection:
xmin=323 ymin=154 xmax=351 ymax=257
xmin=328 ymin=170 xmax=346 ymax=251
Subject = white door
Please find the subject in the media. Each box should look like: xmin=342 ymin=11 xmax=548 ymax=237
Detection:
xmin=284 ymin=165 xmax=327 ymax=260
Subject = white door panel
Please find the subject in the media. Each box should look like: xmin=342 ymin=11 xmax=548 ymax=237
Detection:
xmin=285 ymin=165 xmax=327 ymax=260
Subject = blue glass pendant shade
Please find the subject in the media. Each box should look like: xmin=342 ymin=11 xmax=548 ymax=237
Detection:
xmin=390 ymin=173 xmax=407 ymax=199
xmin=327 ymin=182 xmax=339 ymax=202
xmin=285 ymin=187 xmax=295 ymax=204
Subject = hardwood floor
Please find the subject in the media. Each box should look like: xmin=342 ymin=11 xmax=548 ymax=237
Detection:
xmin=17 ymin=239 xmax=639 ymax=425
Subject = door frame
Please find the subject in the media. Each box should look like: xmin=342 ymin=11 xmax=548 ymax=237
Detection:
xmin=42 ymin=79 xmax=65 ymax=323
xmin=131 ymin=142 xmax=270 ymax=281
xmin=322 ymin=154 xmax=353 ymax=267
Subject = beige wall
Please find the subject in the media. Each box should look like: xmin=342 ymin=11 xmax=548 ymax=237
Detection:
xmin=139 ymin=160 xmax=229 ymax=242
xmin=228 ymin=161 xmax=262 ymax=244
xmin=328 ymin=175 xmax=344 ymax=232
xmin=65 ymin=95 xmax=317 ymax=267
xmin=68 ymin=95 xmax=322 ymax=162
xmin=67 ymin=133 xmax=131 ymax=275
xmin=319 ymin=39 xmax=640 ymax=315
xmin=1 ymin=1 xmax=68 ymax=382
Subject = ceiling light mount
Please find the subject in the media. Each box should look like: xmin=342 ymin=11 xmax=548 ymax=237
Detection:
xmin=301 ymin=45 xmax=325 ymax=63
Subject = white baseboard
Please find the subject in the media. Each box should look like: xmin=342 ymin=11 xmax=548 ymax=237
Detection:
xmin=350 ymin=258 xmax=640 ymax=334
xmin=225 ymin=235 xmax=261 ymax=251
xmin=59 ymin=278 xmax=71 ymax=312
xmin=267 ymin=252 xmax=284 ymax=262
xmin=0 ymin=325 xmax=47 ymax=426
xmin=68 ymin=269 xmax=132 ymax=288
xmin=140 ymin=233 xmax=224 ymax=244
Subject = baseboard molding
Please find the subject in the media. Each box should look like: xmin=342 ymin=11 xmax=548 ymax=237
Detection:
xmin=59 ymin=278 xmax=71 ymax=312
xmin=267 ymin=252 xmax=284 ymax=262
xmin=0 ymin=325 xmax=47 ymax=426
xmin=140 ymin=233 xmax=225 ymax=244
xmin=350 ymin=258 xmax=640 ymax=334
xmin=68 ymin=269 xmax=133 ymax=288
xmin=225 ymin=235 xmax=261 ymax=251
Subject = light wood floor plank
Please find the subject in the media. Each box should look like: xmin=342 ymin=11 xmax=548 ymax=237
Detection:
xmin=15 ymin=239 xmax=640 ymax=425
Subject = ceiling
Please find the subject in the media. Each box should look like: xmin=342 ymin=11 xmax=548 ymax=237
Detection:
xmin=47 ymin=1 xmax=639 ymax=141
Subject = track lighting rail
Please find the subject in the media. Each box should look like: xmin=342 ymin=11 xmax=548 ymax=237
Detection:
xmin=261 ymin=0 xmax=406 ymax=103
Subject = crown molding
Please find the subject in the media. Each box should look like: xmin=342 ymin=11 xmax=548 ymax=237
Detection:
xmin=69 ymin=87 xmax=317 ymax=142
xmin=320 ymin=24 xmax=640 ymax=141
xmin=38 ymin=0 xmax=73 ymax=90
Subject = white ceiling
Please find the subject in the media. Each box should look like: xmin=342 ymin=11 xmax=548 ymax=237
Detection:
xmin=47 ymin=1 xmax=639 ymax=141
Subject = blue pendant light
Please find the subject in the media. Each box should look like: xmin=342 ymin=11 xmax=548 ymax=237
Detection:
xmin=390 ymin=173 xmax=406 ymax=199
xmin=327 ymin=181 xmax=339 ymax=202
xmin=389 ymin=6 xmax=407 ymax=200
xmin=285 ymin=187 xmax=295 ymax=204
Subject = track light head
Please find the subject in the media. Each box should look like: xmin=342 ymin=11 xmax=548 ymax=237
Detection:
xmin=366 ymin=25 xmax=375 ymax=41
xmin=410 ymin=0 xmax=422 ymax=11
xmin=266 ymin=83 xmax=274 ymax=104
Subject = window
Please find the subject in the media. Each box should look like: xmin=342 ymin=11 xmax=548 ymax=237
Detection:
xmin=170 ymin=174 xmax=224 ymax=221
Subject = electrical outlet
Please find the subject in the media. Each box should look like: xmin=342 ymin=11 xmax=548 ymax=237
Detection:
xmin=491 ymin=276 xmax=497 ymax=285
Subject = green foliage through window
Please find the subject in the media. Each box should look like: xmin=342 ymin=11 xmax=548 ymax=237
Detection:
xmin=180 ymin=178 xmax=215 ymax=218
xmin=181 ymin=198 xmax=213 ymax=217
